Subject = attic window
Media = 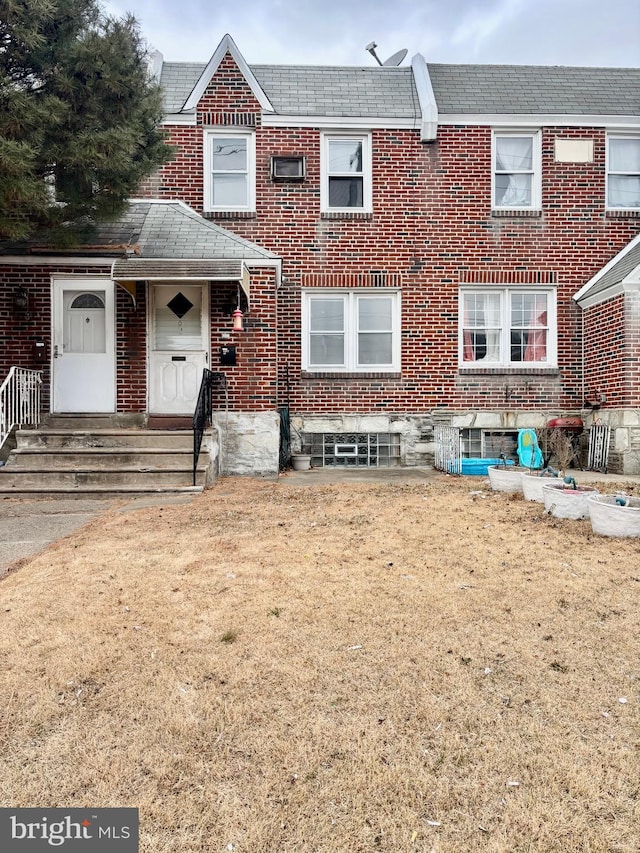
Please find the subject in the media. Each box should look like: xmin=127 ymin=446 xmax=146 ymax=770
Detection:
xmin=271 ymin=156 xmax=305 ymax=181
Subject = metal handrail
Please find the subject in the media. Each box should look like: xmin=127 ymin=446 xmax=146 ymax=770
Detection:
xmin=0 ymin=367 xmax=42 ymax=452
xmin=193 ymin=369 xmax=226 ymax=485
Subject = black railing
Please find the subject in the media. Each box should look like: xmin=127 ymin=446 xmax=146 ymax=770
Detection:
xmin=278 ymin=405 xmax=291 ymax=470
xmin=193 ymin=369 xmax=226 ymax=485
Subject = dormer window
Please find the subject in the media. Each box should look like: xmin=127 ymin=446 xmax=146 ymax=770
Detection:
xmin=203 ymin=129 xmax=256 ymax=212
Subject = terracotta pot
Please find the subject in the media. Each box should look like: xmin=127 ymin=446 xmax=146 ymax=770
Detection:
xmin=587 ymin=494 xmax=640 ymax=538
xmin=542 ymin=482 xmax=599 ymax=520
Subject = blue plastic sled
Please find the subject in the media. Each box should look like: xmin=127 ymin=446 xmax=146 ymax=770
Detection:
xmin=517 ymin=428 xmax=543 ymax=469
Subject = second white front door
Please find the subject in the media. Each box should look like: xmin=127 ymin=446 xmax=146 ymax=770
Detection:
xmin=149 ymin=283 xmax=209 ymax=414
xmin=52 ymin=278 xmax=116 ymax=413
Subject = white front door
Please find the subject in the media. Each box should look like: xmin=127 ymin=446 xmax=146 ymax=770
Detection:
xmin=52 ymin=278 xmax=116 ymax=413
xmin=149 ymin=283 xmax=209 ymax=414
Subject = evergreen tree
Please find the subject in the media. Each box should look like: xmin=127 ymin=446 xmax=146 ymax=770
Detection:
xmin=0 ymin=0 xmax=172 ymax=242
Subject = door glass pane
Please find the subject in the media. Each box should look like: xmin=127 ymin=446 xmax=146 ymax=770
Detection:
xmin=64 ymin=290 xmax=106 ymax=353
xmin=155 ymin=289 xmax=202 ymax=351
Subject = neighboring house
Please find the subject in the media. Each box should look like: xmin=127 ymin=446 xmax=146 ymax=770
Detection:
xmin=1 ymin=33 xmax=639 ymax=474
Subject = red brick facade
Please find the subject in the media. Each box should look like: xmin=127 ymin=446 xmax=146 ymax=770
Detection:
xmin=136 ymin=53 xmax=640 ymax=419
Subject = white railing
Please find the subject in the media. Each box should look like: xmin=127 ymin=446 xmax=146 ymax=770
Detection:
xmin=434 ymin=424 xmax=462 ymax=474
xmin=0 ymin=367 xmax=42 ymax=451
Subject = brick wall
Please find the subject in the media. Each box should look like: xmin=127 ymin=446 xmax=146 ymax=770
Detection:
xmin=145 ymin=55 xmax=640 ymax=417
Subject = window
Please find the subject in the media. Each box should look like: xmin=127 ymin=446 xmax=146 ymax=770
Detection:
xmin=607 ymin=135 xmax=640 ymax=209
xmin=321 ymin=133 xmax=372 ymax=212
xmin=302 ymin=291 xmax=400 ymax=371
xmin=203 ymin=130 xmax=255 ymax=212
xmin=492 ymin=131 xmax=541 ymax=210
xmin=460 ymin=288 xmax=556 ymax=367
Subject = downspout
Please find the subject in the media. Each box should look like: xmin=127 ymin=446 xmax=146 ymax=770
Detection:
xmin=411 ymin=53 xmax=438 ymax=142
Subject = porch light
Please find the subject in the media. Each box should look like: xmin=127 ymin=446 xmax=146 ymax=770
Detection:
xmin=14 ymin=286 xmax=29 ymax=312
xmin=232 ymin=308 xmax=244 ymax=331
xmin=232 ymin=283 xmax=244 ymax=331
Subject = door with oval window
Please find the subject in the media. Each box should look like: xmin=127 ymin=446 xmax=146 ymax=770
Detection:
xmin=148 ymin=283 xmax=209 ymax=414
xmin=52 ymin=278 xmax=115 ymax=412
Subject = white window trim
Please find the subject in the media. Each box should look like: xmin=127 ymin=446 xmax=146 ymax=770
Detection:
xmin=203 ymin=129 xmax=256 ymax=212
xmin=458 ymin=286 xmax=557 ymax=368
xmin=320 ymin=132 xmax=372 ymax=213
xmin=491 ymin=129 xmax=542 ymax=211
xmin=606 ymin=132 xmax=640 ymax=210
xmin=302 ymin=289 xmax=400 ymax=372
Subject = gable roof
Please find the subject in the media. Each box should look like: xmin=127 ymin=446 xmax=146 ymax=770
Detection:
xmin=159 ymin=44 xmax=640 ymax=120
xmin=573 ymin=234 xmax=640 ymax=308
xmin=428 ymin=64 xmax=640 ymax=117
xmin=182 ymin=34 xmax=274 ymax=113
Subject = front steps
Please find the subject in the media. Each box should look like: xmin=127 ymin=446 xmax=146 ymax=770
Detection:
xmin=0 ymin=416 xmax=216 ymax=498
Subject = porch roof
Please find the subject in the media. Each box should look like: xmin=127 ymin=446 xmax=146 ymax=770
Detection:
xmin=573 ymin=234 xmax=640 ymax=307
xmin=0 ymin=200 xmax=279 ymax=270
xmin=103 ymin=200 xmax=279 ymax=262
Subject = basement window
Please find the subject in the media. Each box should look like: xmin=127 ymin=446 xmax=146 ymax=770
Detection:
xmin=304 ymin=432 xmax=401 ymax=468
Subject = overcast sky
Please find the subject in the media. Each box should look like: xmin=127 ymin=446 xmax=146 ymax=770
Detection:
xmin=104 ymin=0 xmax=640 ymax=67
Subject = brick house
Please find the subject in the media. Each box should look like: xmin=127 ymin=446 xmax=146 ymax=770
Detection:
xmin=1 ymin=33 xmax=639 ymax=476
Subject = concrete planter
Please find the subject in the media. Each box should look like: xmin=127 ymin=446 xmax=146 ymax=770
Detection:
xmin=587 ymin=494 xmax=640 ymax=538
xmin=521 ymin=472 xmax=560 ymax=503
xmin=542 ymin=482 xmax=599 ymax=520
xmin=488 ymin=464 xmax=525 ymax=494
xmin=291 ymin=453 xmax=312 ymax=471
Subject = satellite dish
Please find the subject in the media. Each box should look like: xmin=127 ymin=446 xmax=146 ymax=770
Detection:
xmin=365 ymin=42 xmax=408 ymax=67
xmin=383 ymin=48 xmax=408 ymax=67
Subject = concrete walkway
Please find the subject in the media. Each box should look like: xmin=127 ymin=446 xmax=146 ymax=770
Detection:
xmin=0 ymin=494 xmax=195 ymax=576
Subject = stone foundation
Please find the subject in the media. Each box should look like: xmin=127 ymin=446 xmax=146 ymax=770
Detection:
xmin=212 ymin=411 xmax=280 ymax=476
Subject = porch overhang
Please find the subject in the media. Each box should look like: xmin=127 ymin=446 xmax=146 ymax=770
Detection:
xmin=111 ymin=258 xmax=252 ymax=306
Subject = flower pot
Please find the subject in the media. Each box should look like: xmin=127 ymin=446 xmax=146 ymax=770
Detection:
xmin=587 ymin=494 xmax=640 ymax=538
xmin=488 ymin=464 xmax=525 ymax=494
xmin=521 ymin=471 xmax=560 ymax=503
xmin=542 ymin=482 xmax=599 ymax=520
xmin=291 ymin=453 xmax=311 ymax=471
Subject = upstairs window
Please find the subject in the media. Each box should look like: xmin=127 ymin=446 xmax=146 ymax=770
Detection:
xmin=303 ymin=291 xmax=400 ymax=372
xmin=607 ymin=135 xmax=640 ymax=209
xmin=460 ymin=289 xmax=556 ymax=368
xmin=204 ymin=130 xmax=255 ymax=212
xmin=492 ymin=131 xmax=541 ymax=210
xmin=321 ymin=133 xmax=372 ymax=213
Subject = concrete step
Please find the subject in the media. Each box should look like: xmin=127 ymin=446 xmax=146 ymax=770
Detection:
xmin=17 ymin=428 xmax=194 ymax=450
xmin=0 ymin=484 xmax=204 ymax=499
xmin=0 ymin=466 xmax=207 ymax=487
xmin=3 ymin=418 xmax=216 ymax=496
xmin=7 ymin=447 xmax=197 ymax=469
xmin=39 ymin=414 xmax=145 ymax=430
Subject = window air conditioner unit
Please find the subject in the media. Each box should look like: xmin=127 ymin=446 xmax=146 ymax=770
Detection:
xmin=271 ymin=156 xmax=305 ymax=181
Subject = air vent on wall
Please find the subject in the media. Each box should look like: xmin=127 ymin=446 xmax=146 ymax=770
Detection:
xmin=271 ymin=156 xmax=305 ymax=181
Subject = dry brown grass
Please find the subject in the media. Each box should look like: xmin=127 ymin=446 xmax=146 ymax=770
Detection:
xmin=1 ymin=474 xmax=639 ymax=852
